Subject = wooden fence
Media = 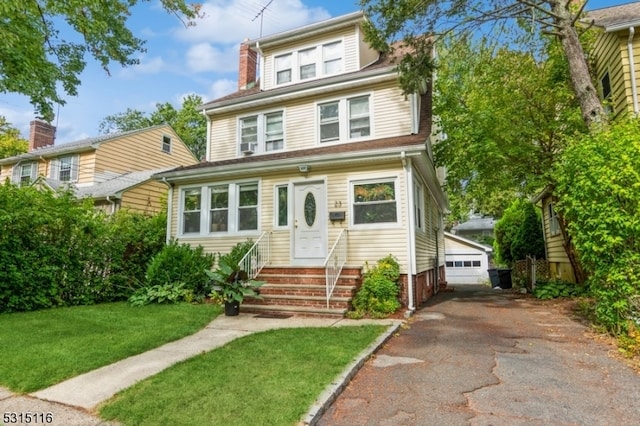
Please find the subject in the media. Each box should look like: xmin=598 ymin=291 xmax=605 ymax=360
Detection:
xmin=513 ymin=257 xmax=549 ymax=291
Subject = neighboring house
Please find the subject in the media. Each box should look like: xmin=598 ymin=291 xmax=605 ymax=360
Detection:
xmin=533 ymin=3 xmax=640 ymax=284
xmin=156 ymin=11 xmax=449 ymax=316
xmin=450 ymin=214 xmax=495 ymax=243
xmin=0 ymin=121 xmax=197 ymax=214
xmin=444 ymin=232 xmax=492 ymax=285
xmin=586 ymin=2 xmax=640 ymax=118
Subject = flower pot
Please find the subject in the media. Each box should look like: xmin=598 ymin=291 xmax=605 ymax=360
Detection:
xmin=224 ymin=300 xmax=240 ymax=316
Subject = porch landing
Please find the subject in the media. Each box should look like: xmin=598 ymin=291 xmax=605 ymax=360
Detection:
xmin=242 ymin=266 xmax=362 ymax=318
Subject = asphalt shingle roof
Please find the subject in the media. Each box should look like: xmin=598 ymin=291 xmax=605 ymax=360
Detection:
xmin=585 ymin=2 xmax=640 ymax=30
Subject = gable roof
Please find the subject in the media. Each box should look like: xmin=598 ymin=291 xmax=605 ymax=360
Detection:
xmin=585 ymin=2 xmax=640 ymax=32
xmin=444 ymin=232 xmax=493 ymax=253
xmin=0 ymin=124 xmax=175 ymax=165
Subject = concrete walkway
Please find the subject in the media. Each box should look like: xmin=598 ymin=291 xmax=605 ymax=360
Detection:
xmin=0 ymin=313 xmax=401 ymax=425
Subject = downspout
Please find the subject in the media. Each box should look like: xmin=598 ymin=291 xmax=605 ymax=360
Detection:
xmin=106 ymin=195 xmax=116 ymax=215
xmin=163 ymin=177 xmax=173 ymax=245
xmin=628 ymin=27 xmax=639 ymax=115
xmin=401 ymin=151 xmax=416 ymax=312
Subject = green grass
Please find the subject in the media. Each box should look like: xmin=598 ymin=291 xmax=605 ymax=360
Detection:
xmin=0 ymin=302 xmax=221 ymax=392
xmin=99 ymin=325 xmax=386 ymax=426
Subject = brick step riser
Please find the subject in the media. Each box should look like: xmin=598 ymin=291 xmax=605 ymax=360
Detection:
xmin=258 ymin=290 xmax=355 ymax=299
xmin=245 ymin=298 xmax=350 ymax=310
xmin=258 ymin=267 xmax=362 ymax=276
xmin=257 ymin=276 xmax=361 ymax=286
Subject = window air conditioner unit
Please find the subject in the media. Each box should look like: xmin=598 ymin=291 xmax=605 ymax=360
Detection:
xmin=240 ymin=143 xmax=253 ymax=154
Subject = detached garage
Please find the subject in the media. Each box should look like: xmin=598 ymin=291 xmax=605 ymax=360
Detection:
xmin=444 ymin=232 xmax=493 ymax=285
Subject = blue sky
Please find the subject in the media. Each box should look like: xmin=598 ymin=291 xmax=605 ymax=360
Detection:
xmin=0 ymin=0 xmax=624 ymax=144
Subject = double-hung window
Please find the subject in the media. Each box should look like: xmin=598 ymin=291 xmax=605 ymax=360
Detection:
xmin=319 ymin=95 xmax=371 ymax=143
xmin=352 ymin=179 xmax=398 ymax=225
xmin=275 ymin=54 xmax=292 ymax=84
xmin=299 ymin=47 xmax=317 ymax=80
xmin=162 ymin=135 xmax=171 ymax=153
xmin=50 ymin=155 xmax=78 ymax=182
xmin=182 ymin=188 xmax=202 ymax=234
xmin=238 ymin=183 xmax=258 ymax=231
xmin=13 ymin=162 xmax=36 ymax=186
xmin=322 ymin=41 xmax=342 ymax=75
xmin=273 ymin=40 xmax=343 ymax=86
xmin=239 ymin=111 xmax=284 ymax=154
xmin=601 ymin=71 xmax=612 ymax=114
xmin=209 ymin=185 xmax=228 ymax=233
xmin=548 ymin=203 xmax=560 ymax=236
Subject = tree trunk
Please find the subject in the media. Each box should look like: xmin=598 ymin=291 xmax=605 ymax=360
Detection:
xmin=550 ymin=0 xmax=607 ymax=128
xmin=557 ymin=208 xmax=587 ymax=284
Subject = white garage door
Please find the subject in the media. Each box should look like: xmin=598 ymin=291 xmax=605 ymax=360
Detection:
xmin=445 ymin=254 xmax=487 ymax=284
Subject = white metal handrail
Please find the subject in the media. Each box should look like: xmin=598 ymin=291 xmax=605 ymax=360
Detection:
xmin=239 ymin=232 xmax=270 ymax=279
xmin=324 ymin=229 xmax=347 ymax=308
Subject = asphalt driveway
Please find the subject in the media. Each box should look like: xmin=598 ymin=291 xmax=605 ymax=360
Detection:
xmin=318 ymin=284 xmax=640 ymax=425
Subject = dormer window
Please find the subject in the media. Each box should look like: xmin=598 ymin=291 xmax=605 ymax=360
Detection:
xmin=273 ymin=40 xmax=343 ymax=86
xmin=239 ymin=111 xmax=284 ymax=154
xmin=322 ymin=41 xmax=342 ymax=74
xmin=275 ymin=54 xmax=292 ymax=84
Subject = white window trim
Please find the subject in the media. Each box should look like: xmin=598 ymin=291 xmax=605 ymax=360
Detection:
xmin=237 ymin=109 xmax=285 ymax=155
xmin=272 ymin=38 xmax=345 ymax=87
xmin=50 ymin=154 xmax=79 ymax=182
xmin=178 ymin=180 xmax=261 ymax=237
xmin=548 ymin=202 xmax=560 ymax=236
xmin=349 ymin=176 xmax=400 ymax=229
xmin=316 ymin=93 xmax=374 ymax=145
xmin=274 ymin=183 xmax=291 ymax=229
xmin=162 ymin=135 xmax=172 ymax=154
xmin=414 ymin=180 xmax=426 ymax=233
xmin=12 ymin=161 xmax=37 ymax=186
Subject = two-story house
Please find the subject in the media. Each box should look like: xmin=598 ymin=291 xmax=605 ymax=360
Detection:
xmin=0 ymin=121 xmax=197 ymax=214
xmin=156 ymin=11 xmax=449 ymax=316
xmin=533 ymin=2 xmax=640 ymax=284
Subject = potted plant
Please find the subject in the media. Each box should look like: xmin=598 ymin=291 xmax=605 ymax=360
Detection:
xmin=205 ymin=254 xmax=264 ymax=316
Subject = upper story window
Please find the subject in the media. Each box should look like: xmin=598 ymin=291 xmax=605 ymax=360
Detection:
xmin=273 ymin=40 xmax=343 ymax=86
xmin=50 ymin=154 xmax=78 ymax=182
xmin=275 ymin=54 xmax=292 ymax=84
xmin=162 ymin=135 xmax=172 ymax=153
xmin=239 ymin=111 xmax=284 ymax=154
xmin=12 ymin=162 xmax=37 ymax=186
xmin=319 ymin=95 xmax=371 ymax=143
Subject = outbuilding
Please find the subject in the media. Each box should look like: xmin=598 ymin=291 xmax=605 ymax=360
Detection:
xmin=444 ymin=232 xmax=493 ymax=285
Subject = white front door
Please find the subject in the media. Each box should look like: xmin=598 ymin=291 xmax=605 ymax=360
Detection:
xmin=293 ymin=181 xmax=327 ymax=262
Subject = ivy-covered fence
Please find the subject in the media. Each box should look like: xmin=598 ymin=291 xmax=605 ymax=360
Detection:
xmin=0 ymin=182 xmax=166 ymax=313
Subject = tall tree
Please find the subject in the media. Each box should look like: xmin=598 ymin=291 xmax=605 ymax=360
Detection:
xmin=0 ymin=116 xmax=28 ymax=159
xmin=0 ymin=1 xmax=200 ymax=122
xmin=99 ymin=94 xmax=207 ymax=160
xmin=434 ymin=35 xmax=586 ymax=216
xmin=360 ymin=0 xmax=606 ymax=128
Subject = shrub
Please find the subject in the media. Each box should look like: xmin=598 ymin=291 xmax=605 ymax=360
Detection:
xmin=143 ymin=240 xmax=215 ymax=298
xmin=493 ymin=198 xmax=545 ymax=265
xmin=532 ymin=279 xmax=587 ymax=300
xmin=129 ymin=283 xmax=194 ymax=307
xmin=555 ymin=118 xmax=640 ymax=334
xmin=351 ymin=255 xmax=401 ymax=318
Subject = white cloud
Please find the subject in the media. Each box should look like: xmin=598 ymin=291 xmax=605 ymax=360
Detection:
xmin=185 ymin=43 xmax=239 ymax=73
xmin=174 ymin=0 xmax=331 ymax=44
xmin=208 ymin=79 xmax=237 ymax=100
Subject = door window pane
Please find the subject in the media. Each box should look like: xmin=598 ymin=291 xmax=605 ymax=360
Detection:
xmin=277 ymin=186 xmax=288 ymax=227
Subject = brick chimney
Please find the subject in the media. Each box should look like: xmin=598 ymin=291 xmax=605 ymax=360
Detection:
xmin=29 ymin=120 xmax=56 ymax=151
xmin=238 ymin=39 xmax=257 ymax=90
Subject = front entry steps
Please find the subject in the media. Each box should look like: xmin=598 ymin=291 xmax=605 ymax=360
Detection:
xmin=242 ymin=266 xmax=362 ymax=318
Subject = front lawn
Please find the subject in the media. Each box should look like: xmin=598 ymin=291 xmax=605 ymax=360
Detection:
xmin=99 ymin=325 xmax=386 ymax=426
xmin=0 ymin=302 xmax=221 ymax=392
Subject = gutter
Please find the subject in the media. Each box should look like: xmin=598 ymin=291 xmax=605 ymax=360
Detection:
xmin=163 ymin=177 xmax=173 ymax=244
xmin=401 ymin=151 xmax=416 ymax=311
xmin=628 ymin=27 xmax=639 ymax=114
xmin=106 ymin=195 xmax=117 ymax=215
